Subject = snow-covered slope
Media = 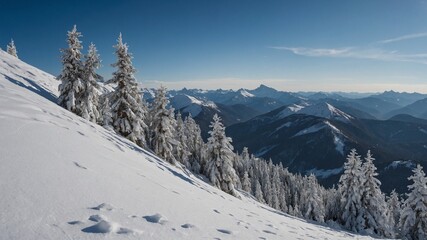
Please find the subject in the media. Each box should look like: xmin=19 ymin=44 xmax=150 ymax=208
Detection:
xmin=0 ymin=50 xmax=375 ymax=239
xmin=170 ymin=94 xmax=217 ymax=117
xmin=278 ymin=102 xmax=353 ymax=122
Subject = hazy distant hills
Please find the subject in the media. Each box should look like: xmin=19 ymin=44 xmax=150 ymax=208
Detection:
xmin=384 ymin=98 xmax=427 ymax=119
xmin=142 ymin=85 xmax=427 ymax=193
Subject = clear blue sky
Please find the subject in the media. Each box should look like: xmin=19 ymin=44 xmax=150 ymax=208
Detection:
xmin=2 ymin=0 xmax=427 ymax=92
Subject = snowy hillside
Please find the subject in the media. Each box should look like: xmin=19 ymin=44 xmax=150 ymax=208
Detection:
xmin=277 ymin=102 xmax=353 ymax=122
xmin=0 ymin=50 xmax=377 ymax=239
xmin=170 ymin=94 xmax=217 ymax=117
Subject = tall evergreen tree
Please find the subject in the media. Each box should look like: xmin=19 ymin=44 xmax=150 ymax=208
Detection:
xmin=184 ymin=114 xmax=205 ymax=173
xmin=80 ymin=43 xmax=101 ymax=122
xmin=254 ymin=179 xmax=265 ymax=203
xmin=100 ymin=96 xmax=113 ymax=129
xmin=399 ymin=164 xmax=427 ymax=240
xmin=149 ymin=86 xmax=177 ymax=163
xmin=7 ymin=39 xmax=18 ymax=58
xmin=242 ymin=171 xmax=251 ymax=192
xmin=304 ymin=174 xmax=325 ymax=222
xmin=109 ymin=33 xmax=147 ymax=147
xmin=338 ymin=149 xmax=365 ymax=232
xmin=387 ymin=189 xmax=401 ymax=234
xmin=324 ymin=187 xmax=341 ymax=221
xmin=205 ymin=114 xmax=239 ymax=196
xmin=360 ymin=150 xmax=392 ymax=237
xmin=58 ymin=25 xmax=85 ymax=113
xmin=174 ymin=111 xmax=190 ymax=167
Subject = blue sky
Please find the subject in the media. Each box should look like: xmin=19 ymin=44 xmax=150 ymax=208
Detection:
xmin=2 ymin=0 xmax=427 ymax=92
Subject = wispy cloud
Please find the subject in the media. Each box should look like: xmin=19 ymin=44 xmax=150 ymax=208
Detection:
xmin=271 ymin=46 xmax=427 ymax=64
xmin=378 ymin=32 xmax=427 ymax=44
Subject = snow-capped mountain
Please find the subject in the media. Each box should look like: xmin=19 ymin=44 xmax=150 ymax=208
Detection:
xmin=227 ymin=103 xmax=427 ymax=193
xmin=275 ymin=102 xmax=353 ymax=122
xmin=170 ymin=94 xmax=218 ymax=116
xmin=146 ymin=85 xmax=302 ymax=114
xmin=1 ymin=49 xmax=378 ymax=240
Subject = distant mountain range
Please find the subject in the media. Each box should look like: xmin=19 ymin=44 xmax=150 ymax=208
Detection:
xmin=142 ymin=85 xmax=427 ymax=193
xmin=226 ymin=103 xmax=427 ymax=193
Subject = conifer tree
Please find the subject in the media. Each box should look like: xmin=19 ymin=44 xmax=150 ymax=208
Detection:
xmin=205 ymin=114 xmax=239 ymax=196
xmin=80 ymin=43 xmax=101 ymax=122
xmin=58 ymin=25 xmax=85 ymax=113
xmin=360 ymin=150 xmax=392 ymax=237
xmin=184 ymin=114 xmax=205 ymax=173
xmin=387 ymin=189 xmax=401 ymax=234
xmin=242 ymin=171 xmax=251 ymax=192
xmin=304 ymin=174 xmax=325 ymax=222
xmin=100 ymin=96 xmax=112 ymax=129
xmin=150 ymin=86 xmax=177 ymax=163
xmin=325 ymin=187 xmax=341 ymax=221
xmin=174 ymin=111 xmax=190 ymax=167
xmin=338 ymin=149 xmax=365 ymax=232
xmin=399 ymin=164 xmax=427 ymax=240
xmin=270 ymin=166 xmax=281 ymax=210
xmin=109 ymin=33 xmax=147 ymax=147
xmin=7 ymin=39 xmax=18 ymax=58
xmin=254 ymin=179 xmax=265 ymax=203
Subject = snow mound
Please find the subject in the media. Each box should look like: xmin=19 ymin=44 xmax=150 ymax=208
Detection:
xmin=143 ymin=213 xmax=168 ymax=224
xmin=0 ymin=49 xmax=375 ymax=239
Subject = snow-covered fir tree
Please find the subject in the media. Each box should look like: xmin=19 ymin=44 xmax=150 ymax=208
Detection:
xmin=304 ymin=174 xmax=325 ymax=222
xmin=108 ymin=33 xmax=147 ymax=147
xmin=387 ymin=189 xmax=401 ymax=234
xmin=261 ymin=161 xmax=273 ymax=206
xmin=58 ymin=25 xmax=85 ymax=113
xmin=7 ymin=39 xmax=18 ymax=58
xmin=399 ymin=164 xmax=427 ymax=240
xmin=184 ymin=114 xmax=205 ymax=173
xmin=324 ymin=187 xmax=341 ymax=221
xmin=270 ymin=166 xmax=281 ymax=210
xmin=149 ymin=86 xmax=177 ymax=163
xmin=240 ymin=147 xmax=251 ymax=174
xmin=80 ymin=43 xmax=101 ymax=122
xmin=205 ymin=114 xmax=239 ymax=197
xmin=174 ymin=111 xmax=190 ymax=167
xmin=360 ymin=150 xmax=392 ymax=237
xmin=338 ymin=149 xmax=365 ymax=232
xmin=242 ymin=171 xmax=251 ymax=192
xmin=253 ymin=179 xmax=265 ymax=203
xmin=99 ymin=96 xmax=112 ymax=129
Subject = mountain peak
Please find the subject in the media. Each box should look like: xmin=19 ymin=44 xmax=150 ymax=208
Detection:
xmin=256 ymin=84 xmax=275 ymax=91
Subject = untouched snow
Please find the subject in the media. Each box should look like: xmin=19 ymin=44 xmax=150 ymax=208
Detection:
xmin=0 ymin=50 xmax=376 ymax=239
